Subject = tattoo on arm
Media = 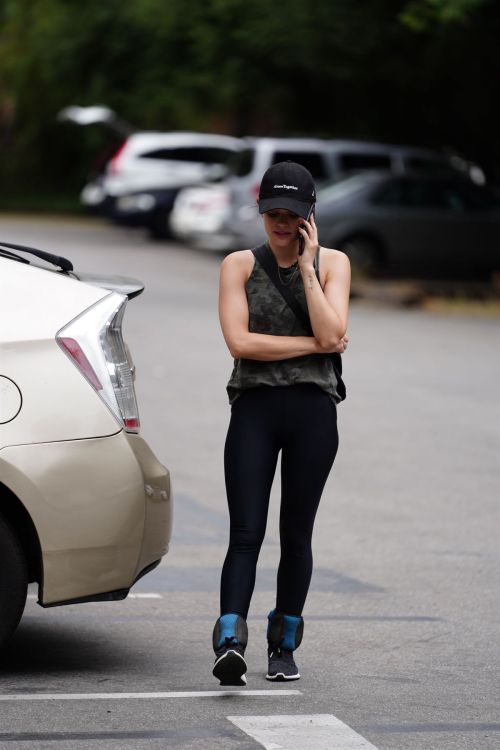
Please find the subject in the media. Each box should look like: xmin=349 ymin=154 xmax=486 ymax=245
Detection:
xmin=307 ymin=273 xmax=314 ymax=290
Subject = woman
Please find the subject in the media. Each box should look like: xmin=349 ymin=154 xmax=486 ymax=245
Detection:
xmin=212 ymin=161 xmax=350 ymax=686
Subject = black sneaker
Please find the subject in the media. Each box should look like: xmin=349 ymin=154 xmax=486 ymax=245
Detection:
xmin=213 ymin=637 xmax=247 ymax=686
xmin=266 ymin=646 xmax=300 ymax=681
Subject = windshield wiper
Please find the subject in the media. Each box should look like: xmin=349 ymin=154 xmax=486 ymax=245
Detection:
xmin=0 ymin=241 xmax=73 ymax=272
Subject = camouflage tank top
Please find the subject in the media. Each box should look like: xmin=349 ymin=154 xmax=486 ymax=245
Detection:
xmin=226 ymin=249 xmax=341 ymax=404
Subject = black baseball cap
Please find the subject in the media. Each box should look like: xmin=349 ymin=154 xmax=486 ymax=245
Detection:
xmin=258 ymin=161 xmax=316 ymax=219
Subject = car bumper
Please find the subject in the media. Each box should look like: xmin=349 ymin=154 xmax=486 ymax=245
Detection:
xmin=0 ymin=431 xmax=172 ymax=606
xmin=186 ymin=231 xmax=242 ymax=252
xmin=184 ymin=225 xmax=265 ymax=252
xmin=112 ymin=190 xmax=179 ymax=226
xmin=80 ymin=183 xmax=116 ymax=217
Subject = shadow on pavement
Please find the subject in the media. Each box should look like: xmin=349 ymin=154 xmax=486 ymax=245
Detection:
xmin=0 ymin=618 xmax=137 ymax=675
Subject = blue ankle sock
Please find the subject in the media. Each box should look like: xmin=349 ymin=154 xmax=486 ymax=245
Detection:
xmin=267 ymin=610 xmax=302 ymax=651
xmin=217 ymin=613 xmax=240 ymax=647
xmin=281 ymin=614 xmax=302 ymax=651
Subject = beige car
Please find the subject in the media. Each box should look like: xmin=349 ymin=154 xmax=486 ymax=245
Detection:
xmin=0 ymin=242 xmax=172 ymax=648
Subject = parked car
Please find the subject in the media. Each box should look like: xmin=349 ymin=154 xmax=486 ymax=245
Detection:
xmin=170 ymin=182 xmax=234 ymax=249
xmin=0 ymin=241 xmax=172 ymax=648
xmin=81 ymin=131 xmax=244 ymax=237
xmin=170 ymin=137 xmax=462 ymax=251
xmin=314 ymin=171 xmax=500 ymax=278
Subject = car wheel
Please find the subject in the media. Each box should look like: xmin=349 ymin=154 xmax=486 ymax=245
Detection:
xmin=339 ymin=236 xmax=381 ymax=278
xmin=0 ymin=515 xmax=28 ymax=648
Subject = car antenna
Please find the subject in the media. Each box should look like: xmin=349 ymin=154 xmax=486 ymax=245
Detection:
xmin=0 ymin=241 xmax=74 ymax=272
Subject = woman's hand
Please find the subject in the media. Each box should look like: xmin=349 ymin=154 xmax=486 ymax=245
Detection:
xmin=315 ymin=334 xmax=349 ymax=354
xmin=297 ymin=212 xmax=319 ymax=269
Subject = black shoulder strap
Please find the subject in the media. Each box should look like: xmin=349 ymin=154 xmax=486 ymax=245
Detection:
xmin=252 ymin=243 xmax=346 ymax=400
xmin=253 ymin=244 xmax=313 ymax=334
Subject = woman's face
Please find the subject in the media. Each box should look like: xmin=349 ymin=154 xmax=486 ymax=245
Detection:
xmin=262 ymin=208 xmax=301 ymax=247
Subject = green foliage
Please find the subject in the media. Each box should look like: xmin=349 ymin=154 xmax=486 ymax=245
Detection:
xmin=400 ymin=0 xmax=488 ymax=31
xmin=0 ymin=0 xmax=499 ymax=201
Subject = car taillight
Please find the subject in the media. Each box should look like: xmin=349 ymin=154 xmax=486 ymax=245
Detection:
xmin=197 ymin=194 xmax=229 ymax=211
xmin=56 ymin=293 xmax=140 ymax=432
xmin=58 ymin=338 xmax=103 ymax=391
xmin=109 ymin=141 xmax=127 ymax=176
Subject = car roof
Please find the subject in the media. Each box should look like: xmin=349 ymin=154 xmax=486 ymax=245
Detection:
xmin=359 ymin=170 xmax=480 ymax=184
xmin=123 ymin=132 xmax=244 ymax=152
xmin=316 ymin=170 xmax=493 ymax=204
xmin=316 ymin=171 xmax=386 ymax=200
xmin=239 ymin=136 xmax=447 ymax=159
xmin=326 ymin=168 xmax=480 ymax=184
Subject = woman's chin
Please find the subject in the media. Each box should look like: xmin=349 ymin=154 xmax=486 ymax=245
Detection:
xmin=271 ymin=233 xmax=294 ymax=245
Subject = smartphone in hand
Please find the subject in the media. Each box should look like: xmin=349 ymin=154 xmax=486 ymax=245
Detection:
xmin=298 ymin=205 xmax=315 ymax=255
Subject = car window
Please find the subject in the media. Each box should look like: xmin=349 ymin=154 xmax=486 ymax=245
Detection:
xmin=227 ymin=148 xmax=255 ymax=176
xmin=371 ymin=179 xmax=409 ymax=207
xmin=140 ymin=147 xmax=236 ymax=164
xmin=404 ymin=156 xmax=454 ymax=174
xmin=440 ymin=181 xmax=500 ymax=212
xmin=405 ymin=181 xmax=449 ymax=209
xmin=272 ymin=151 xmax=328 ymax=180
xmin=372 ymin=179 xmax=457 ymax=210
xmin=338 ymin=153 xmax=392 ymax=172
xmin=373 ymin=177 xmax=500 ymax=212
xmin=317 ymin=174 xmax=376 ymax=203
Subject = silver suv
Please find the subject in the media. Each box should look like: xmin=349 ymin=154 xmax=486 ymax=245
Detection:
xmin=0 ymin=241 xmax=172 ymax=648
xmin=170 ymin=137 xmax=460 ymax=251
xmin=81 ymin=131 xmax=244 ymax=237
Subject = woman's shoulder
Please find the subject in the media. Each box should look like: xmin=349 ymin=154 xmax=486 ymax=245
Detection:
xmin=220 ymin=249 xmax=255 ymax=282
xmin=319 ymin=246 xmax=351 ymax=270
xmin=221 ymin=248 xmax=254 ymax=265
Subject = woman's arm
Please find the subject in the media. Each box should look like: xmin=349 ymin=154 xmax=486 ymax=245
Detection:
xmin=298 ymin=215 xmax=351 ymax=349
xmin=219 ymin=250 xmax=327 ymax=361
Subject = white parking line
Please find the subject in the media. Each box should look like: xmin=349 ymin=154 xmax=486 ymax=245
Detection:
xmin=0 ymin=690 xmax=301 ymax=701
xmin=228 ymin=714 xmax=378 ymax=749
xmin=26 ymin=593 xmax=163 ymax=601
xmin=127 ymin=593 xmax=162 ymax=599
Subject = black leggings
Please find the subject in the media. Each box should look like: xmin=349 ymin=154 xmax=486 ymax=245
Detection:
xmin=220 ymin=384 xmax=339 ymax=619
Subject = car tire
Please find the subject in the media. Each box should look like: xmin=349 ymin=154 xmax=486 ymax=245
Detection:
xmin=0 ymin=515 xmax=28 ymax=648
xmin=339 ymin=236 xmax=381 ymax=278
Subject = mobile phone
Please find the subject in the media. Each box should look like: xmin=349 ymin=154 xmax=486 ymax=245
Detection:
xmin=298 ymin=204 xmax=315 ymax=255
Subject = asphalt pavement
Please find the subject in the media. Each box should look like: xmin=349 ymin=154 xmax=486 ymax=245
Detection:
xmin=0 ymin=215 xmax=499 ymax=749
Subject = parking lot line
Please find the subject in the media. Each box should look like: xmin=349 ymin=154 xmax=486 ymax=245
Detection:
xmin=228 ymin=714 xmax=378 ymax=749
xmin=127 ymin=593 xmax=162 ymax=599
xmin=0 ymin=690 xmax=301 ymax=701
xmin=26 ymin=593 xmax=162 ymax=601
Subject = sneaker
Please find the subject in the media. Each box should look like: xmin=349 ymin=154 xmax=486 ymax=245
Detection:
xmin=266 ymin=646 xmax=300 ymax=681
xmin=213 ymin=636 xmax=247 ymax=686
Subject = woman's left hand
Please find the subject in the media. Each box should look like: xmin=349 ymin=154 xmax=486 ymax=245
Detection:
xmin=316 ymin=333 xmax=349 ymax=354
xmin=297 ymin=212 xmax=319 ymax=268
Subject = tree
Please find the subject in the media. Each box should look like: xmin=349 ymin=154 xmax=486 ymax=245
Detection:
xmin=0 ymin=0 xmax=498 ymax=200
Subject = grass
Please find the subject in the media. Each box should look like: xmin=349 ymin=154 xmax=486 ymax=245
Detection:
xmin=0 ymin=194 xmax=83 ymax=214
xmin=421 ymin=296 xmax=500 ymax=316
xmin=351 ymin=277 xmax=500 ymax=316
